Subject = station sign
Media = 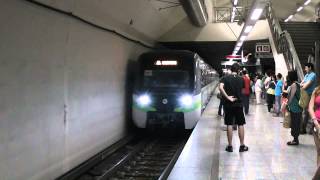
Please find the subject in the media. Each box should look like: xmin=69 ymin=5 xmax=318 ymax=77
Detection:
xmin=255 ymin=43 xmax=273 ymax=58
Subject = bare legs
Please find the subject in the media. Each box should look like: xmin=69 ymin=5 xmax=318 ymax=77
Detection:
xmin=227 ymin=125 xmax=245 ymax=146
xmin=312 ymin=132 xmax=320 ymax=179
xmin=238 ymin=125 xmax=245 ymax=145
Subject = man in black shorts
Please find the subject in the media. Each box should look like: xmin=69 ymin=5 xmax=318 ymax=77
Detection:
xmin=219 ymin=63 xmax=249 ymax=152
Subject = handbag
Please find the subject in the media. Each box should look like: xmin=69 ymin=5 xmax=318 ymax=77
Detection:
xmin=281 ymin=98 xmax=288 ymax=113
xmin=283 ymin=111 xmax=291 ymax=128
xmin=267 ymin=88 xmax=275 ymax=95
xmin=299 ymin=89 xmax=310 ymax=109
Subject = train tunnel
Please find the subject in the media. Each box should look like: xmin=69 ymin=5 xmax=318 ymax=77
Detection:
xmin=1 ymin=0 xmax=320 ymax=179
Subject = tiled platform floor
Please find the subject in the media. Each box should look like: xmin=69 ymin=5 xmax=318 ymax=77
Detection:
xmin=219 ymin=100 xmax=318 ymax=180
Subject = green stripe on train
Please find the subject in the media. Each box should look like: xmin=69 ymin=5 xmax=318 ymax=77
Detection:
xmin=174 ymin=100 xmax=201 ymax=112
xmin=133 ymin=103 xmax=156 ymax=112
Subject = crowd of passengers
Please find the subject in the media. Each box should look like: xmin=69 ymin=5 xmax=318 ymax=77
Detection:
xmin=218 ymin=62 xmax=320 ymax=179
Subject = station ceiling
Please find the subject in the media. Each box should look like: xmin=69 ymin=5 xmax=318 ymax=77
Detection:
xmin=212 ymin=0 xmax=320 ymax=22
xmin=31 ymin=0 xmax=319 ymax=43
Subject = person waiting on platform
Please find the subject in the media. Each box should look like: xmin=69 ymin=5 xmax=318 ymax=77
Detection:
xmin=263 ymin=71 xmax=272 ymax=100
xmin=266 ymin=75 xmax=276 ymax=112
xmin=242 ymin=70 xmax=251 ymax=115
xmin=254 ymin=75 xmax=263 ymax=104
xmin=286 ymin=71 xmax=303 ymax=145
xmin=301 ymin=63 xmax=317 ymax=134
xmin=308 ymin=85 xmax=320 ymax=179
xmin=274 ymin=73 xmax=283 ymax=116
xmin=219 ymin=63 xmax=248 ymax=152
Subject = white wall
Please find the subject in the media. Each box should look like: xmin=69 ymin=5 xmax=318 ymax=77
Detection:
xmin=0 ymin=1 xmax=148 ymax=179
xmin=266 ymin=20 xmax=288 ymax=78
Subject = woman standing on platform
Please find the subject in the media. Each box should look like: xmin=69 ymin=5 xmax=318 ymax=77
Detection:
xmin=266 ymin=75 xmax=276 ymax=112
xmin=309 ymin=86 xmax=320 ymax=164
xmin=286 ymin=71 xmax=302 ymax=145
xmin=254 ymin=75 xmax=262 ymax=104
xmin=309 ymin=85 xmax=320 ymax=179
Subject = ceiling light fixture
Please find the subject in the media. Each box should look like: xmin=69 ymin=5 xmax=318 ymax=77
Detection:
xmin=240 ymin=36 xmax=247 ymax=41
xmin=251 ymin=8 xmax=263 ymax=20
xmin=237 ymin=42 xmax=243 ymax=47
xmin=285 ymin=15 xmax=293 ymax=22
xmin=231 ymin=7 xmax=236 ymax=22
xmin=244 ymin=26 xmax=253 ymax=33
xmin=297 ymin=6 xmax=303 ymax=12
xmin=233 ymin=0 xmax=238 ymax=6
xmin=231 ymin=0 xmax=268 ymax=55
xmin=304 ymin=0 xmax=311 ymax=5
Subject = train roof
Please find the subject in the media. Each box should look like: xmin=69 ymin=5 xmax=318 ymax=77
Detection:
xmin=139 ymin=50 xmax=199 ymax=60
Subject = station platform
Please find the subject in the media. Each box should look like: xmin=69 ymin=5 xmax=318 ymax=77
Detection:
xmin=168 ymin=93 xmax=318 ymax=180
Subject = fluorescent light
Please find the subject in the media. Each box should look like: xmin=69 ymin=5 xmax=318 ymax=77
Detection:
xmin=285 ymin=15 xmax=293 ymax=22
xmin=233 ymin=0 xmax=238 ymax=6
xmin=297 ymin=6 xmax=303 ymax=12
xmin=235 ymin=47 xmax=240 ymax=51
xmin=251 ymin=8 xmax=263 ymax=20
xmin=231 ymin=7 xmax=236 ymax=22
xmin=304 ymin=0 xmax=311 ymax=5
xmin=240 ymin=35 xmax=247 ymax=41
xmin=161 ymin=60 xmax=177 ymax=65
xmin=237 ymin=42 xmax=243 ymax=47
xmin=244 ymin=26 xmax=253 ymax=33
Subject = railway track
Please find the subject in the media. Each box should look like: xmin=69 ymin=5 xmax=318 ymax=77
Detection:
xmin=57 ymin=131 xmax=190 ymax=180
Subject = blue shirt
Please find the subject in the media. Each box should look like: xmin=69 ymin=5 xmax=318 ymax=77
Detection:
xmin=275 ymin=80 xmax=283 ymax=96
xmin=303 ymin=72 xmax=317 ymax=95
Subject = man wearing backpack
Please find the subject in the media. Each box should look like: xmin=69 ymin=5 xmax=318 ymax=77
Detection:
xmin=300 ymin=63 xmax=317 ymax=134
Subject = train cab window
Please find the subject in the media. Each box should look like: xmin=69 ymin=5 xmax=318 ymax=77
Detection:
xmin=143 ymin=70 xmax=190 ymax=89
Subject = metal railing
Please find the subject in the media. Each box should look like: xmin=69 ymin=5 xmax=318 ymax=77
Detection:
xmin=265 ymin=3 xmax=304 ymax=81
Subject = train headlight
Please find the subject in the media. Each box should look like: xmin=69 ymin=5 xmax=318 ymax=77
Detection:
xmin=137 ymin=94 xmax=151 ymax=106
xmin=179 ymin=94 xmax=193 ymax=107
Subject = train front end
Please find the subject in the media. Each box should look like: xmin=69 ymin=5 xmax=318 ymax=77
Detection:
xmin=132 ymin=51 xmax=200 ymax=129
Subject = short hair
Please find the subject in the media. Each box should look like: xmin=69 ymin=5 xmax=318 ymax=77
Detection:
xmin=287 ymin=71 xmax=298 ymax=82
xmin=277 ymin=73 xmax=282 ymax=79
xmin=304 ymin=62 xmax=314 ymax=70
xmin=242 ymin=70 xmax=248 ymax=75
xmin=231 ymin=63 xmax=240 ymax=73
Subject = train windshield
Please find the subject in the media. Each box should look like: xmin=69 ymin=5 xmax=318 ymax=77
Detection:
xmin=143 ymin=70 xmax=190 ymax=89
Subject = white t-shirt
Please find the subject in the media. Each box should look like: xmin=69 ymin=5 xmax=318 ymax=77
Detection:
xmin=264 ymin=76 xmax=271 ymax=89
xmin=255 ymin=79 xmax=262 ymax=92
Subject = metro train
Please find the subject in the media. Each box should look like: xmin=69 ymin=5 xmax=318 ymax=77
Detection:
xmin=132 ymin=50 xmax=219 ymax=129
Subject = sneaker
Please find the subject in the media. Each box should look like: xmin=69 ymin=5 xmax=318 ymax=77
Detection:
xmin=225 ymin=145 xmax=233 ymax=152
xmin=287 ymin=140 xmax=299 ymax=145
xmin=239 ymin=145 xmax=249 ymax=152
